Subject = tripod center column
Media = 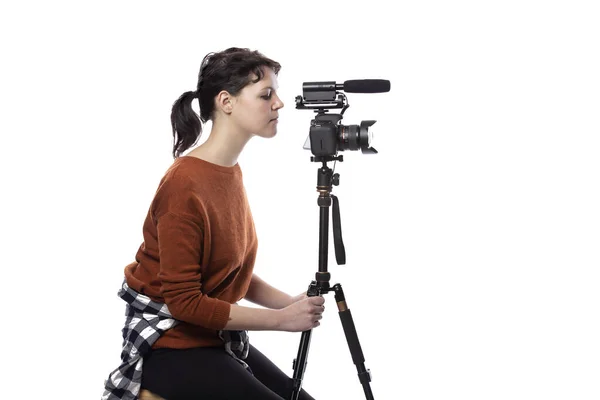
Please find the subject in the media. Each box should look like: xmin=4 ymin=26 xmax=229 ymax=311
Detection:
xmin=316 ymin=165 xmax=333 ymax=282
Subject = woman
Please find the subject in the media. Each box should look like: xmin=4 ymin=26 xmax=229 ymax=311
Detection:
xmin=102 ymin=47 xmax=324 ymax=400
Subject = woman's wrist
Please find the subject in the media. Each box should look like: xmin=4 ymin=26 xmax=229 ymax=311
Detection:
xmin=281 ymin=293 xmax=296 ymax=308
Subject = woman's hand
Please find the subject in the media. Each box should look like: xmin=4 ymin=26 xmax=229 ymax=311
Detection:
xmin=290 ymin=291 xmax=308 ymax=304
xmin=276 ymin=295 xmax=326 ymax=332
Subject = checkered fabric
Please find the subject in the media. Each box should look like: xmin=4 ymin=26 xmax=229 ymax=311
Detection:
xmin=102 ymin=279 xmax=251 ymax=400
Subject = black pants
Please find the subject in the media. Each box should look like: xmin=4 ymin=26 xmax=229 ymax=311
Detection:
xmin=142 ymin=344 xmax=315 ymax=400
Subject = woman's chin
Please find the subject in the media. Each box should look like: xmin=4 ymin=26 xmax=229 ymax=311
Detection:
xmin=257 ymin=127 xmax=278 ymax=138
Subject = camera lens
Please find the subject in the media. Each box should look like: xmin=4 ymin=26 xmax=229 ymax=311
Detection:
xmin=338 ymin=125 xmax=360 ymax=151
xmin=338 ymin=120 xmax=376 ymax=153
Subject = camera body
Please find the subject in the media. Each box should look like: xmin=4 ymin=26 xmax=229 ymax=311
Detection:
xmin=309 ymin=113 xmax=376 ymax=157
xmin=309 ymin=116 xmax=339 ymax=157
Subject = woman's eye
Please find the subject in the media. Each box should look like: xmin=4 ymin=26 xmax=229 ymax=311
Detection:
xmin=262 ymin=94 xmax=272 ymax=100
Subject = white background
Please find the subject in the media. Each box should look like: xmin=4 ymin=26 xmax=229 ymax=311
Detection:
xmin=1 ymin=1 xmax=599 ymax=399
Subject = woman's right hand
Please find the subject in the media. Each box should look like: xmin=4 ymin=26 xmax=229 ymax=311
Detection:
xmin=277 ymin=295 xmax=326 ymax=332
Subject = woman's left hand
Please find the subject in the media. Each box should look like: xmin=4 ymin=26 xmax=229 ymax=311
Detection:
xmin=290 ymin=292 xmax=308 ymax=304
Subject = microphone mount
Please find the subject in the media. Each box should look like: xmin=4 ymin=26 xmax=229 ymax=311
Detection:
xmin=295 ymin=91 xmax=349 ymax=115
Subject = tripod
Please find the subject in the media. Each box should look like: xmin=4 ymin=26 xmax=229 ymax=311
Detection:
xmin=289 ymin=155 xmax=375 ymax=400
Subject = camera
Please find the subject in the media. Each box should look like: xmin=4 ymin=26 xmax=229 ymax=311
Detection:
xmin=295 ymin=80 xmax=390 ymax=158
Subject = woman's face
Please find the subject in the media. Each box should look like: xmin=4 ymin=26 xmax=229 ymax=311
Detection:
xmin=229 ymin=67 xmax=284 ymax=138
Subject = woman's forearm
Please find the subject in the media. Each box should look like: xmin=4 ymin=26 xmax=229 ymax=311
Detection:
xmin=223 ymin=303 xmax=281 ymax=331
xmin=244 ymin=274 xmax=294 ymax=309
xmin=224 ymin=294 xmax=325 ymax=333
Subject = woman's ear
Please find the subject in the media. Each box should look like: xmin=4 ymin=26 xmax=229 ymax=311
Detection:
xmin=215 ymin=90 xmax=234 ymax=114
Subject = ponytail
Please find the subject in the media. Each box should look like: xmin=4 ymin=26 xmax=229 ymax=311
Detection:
xmin=171 ymin=90 xmax=201 ymax=159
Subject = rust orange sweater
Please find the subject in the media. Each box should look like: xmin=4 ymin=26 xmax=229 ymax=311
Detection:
xmin=124 ymin=156 xmax=258 ymax=349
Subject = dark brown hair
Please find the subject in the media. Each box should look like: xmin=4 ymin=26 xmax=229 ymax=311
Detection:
xmin=170 ymin=47 xmax=281 ymax=158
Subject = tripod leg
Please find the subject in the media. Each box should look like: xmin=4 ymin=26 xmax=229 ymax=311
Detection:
xmin=289 ymin=281 xmax=320 ymax=400
xmin=333 ymin=283 xmax=375 ymax=400
xmin=290 ymin=329 xmax=312 ymax=400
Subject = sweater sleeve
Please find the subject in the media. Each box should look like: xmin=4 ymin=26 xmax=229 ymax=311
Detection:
xmin=156 ymin=211 xmax=231 ymax=330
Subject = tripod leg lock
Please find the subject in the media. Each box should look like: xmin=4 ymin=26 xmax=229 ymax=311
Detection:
xmin=358 ymin=369 xmax=372 ymax=384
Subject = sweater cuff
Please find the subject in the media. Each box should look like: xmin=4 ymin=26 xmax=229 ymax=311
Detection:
xmin=211 ymin=300 xmax=232 ymax=330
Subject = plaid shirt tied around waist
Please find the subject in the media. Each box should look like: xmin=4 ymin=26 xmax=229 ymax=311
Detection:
xmin=102 ymin=279 xmax=251 ymax=400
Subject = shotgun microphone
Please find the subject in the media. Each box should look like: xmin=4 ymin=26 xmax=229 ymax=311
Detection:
xmin=343 ymin=79 xmax=390 ymax=93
